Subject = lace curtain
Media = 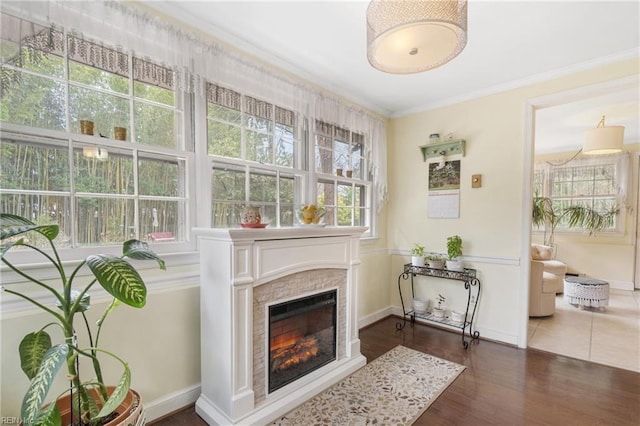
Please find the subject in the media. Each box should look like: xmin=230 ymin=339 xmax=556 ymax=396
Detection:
xmin=1 ymin=0 xmax=388 ymax=211
xmin=538 ymin=152 xmax=632 ymax=210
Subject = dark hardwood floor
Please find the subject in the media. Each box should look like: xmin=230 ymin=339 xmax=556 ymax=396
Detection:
xmin=150 ymin=316 xmax=640 ymax=425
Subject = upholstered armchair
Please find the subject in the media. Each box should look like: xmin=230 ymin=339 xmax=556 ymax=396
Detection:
xmin=529 ymin=260 xmax=556 ymax=317
xmin=531 ymin=243 xmax=567 ymax=294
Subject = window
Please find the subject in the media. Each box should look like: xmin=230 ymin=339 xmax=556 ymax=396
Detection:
xmin=314 ymin=121 xmax=370 ymax=227
xmin=0 ymin=14 xmax=189 ymax=249
xmin=2 ymin=12 xmax=379 ymax=248
xmin=207 ymin=83 xmax=300 ymax=227
xmin=534 ymin=154 xmax=627 ymax=233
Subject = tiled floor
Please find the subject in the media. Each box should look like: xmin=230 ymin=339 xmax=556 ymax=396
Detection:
xmin=528 ymin=288 xmax=640 ymax=372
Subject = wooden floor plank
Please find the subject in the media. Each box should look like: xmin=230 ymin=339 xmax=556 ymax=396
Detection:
xmin=150 ymin=316 xmax=640 ymax=425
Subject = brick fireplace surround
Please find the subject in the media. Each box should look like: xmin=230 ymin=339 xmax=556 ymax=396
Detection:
xmin=193 ymin=227 xmax=367 ymax=425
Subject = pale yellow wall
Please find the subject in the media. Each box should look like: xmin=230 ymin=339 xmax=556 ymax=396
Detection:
xmin=358 ymin=119 xmax=393 ymax=324
xmin=385 ymin=57 xmax=639 ymax=342
xmin=359 ymin=198 xmax=392 ymax=323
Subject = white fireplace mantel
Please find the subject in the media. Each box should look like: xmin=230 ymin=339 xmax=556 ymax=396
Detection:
xmin=193 ymin=227 xmax=367 ymax=425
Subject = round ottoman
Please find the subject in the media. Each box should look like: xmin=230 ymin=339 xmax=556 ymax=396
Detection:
xmin=563 ymin=276 xmax=609 ymax=311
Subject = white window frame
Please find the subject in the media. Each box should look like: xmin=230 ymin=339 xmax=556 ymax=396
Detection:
xmin=312 ymin=120 xmax=372 ymax=231
xmin=205 ymin=84 xmax=305 ymax=228
xmin=534 ymin=154 xmax=628 ymax=236
xmin=0 ymin=16 xmax=194 ymax=259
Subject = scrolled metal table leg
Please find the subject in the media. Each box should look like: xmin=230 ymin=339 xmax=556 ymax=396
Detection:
xmin=396 ymin=272 xmax=410 ymax=330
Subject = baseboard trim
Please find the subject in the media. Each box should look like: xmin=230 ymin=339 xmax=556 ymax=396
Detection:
xmin=608 ymin=280 xmax=634 ymax=291
xmin=358 ymin=306 xmax=394 ymax=329
xmin=387 ymin=306 xmax=518 ymax=346
xmin=144 ymin=384 xmax=201 ymax=423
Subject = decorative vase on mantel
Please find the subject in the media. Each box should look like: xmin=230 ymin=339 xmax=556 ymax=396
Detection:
xmin=242 ymin=206 xmax=261 ymax=224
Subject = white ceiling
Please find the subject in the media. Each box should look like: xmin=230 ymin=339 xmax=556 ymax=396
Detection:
xmin=140 ymin=0 xmax=640 ymax=152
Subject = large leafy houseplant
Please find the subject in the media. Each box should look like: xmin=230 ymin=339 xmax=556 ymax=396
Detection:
xmin=0 ymin=213 xmax=165 ymax=425
xmin=532 ymin=196 xmax=619 ymax=245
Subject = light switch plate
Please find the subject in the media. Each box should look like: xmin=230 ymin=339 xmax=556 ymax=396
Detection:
xmin=472 ymin=174 xmax=482 ymax=188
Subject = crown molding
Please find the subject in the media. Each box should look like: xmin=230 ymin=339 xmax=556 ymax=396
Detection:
xmin=392 ymin=48 xmax=639 ymax=119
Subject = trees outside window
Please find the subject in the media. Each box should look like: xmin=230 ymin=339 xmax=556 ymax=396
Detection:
xmin=2 ymin=13 xmax=376 ymax=249
xmin=314 ymin=121 xmax=370 ymax=227
xmin=207 ymin=83 xmax=300 ymax=227
xmin=0 ymin=14 xmax=187 ymax=248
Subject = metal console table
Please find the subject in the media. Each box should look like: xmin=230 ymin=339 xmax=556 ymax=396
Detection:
xmin=397 ymin=263 xmax=481 ymax=349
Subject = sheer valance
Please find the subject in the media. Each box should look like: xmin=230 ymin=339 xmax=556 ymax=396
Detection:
xmin=1 ymin=0 xmax=388 ymax=211
xmin=537 ymin=151 xmax=632 ymax=210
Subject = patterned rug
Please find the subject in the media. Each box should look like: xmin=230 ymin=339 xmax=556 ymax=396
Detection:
xmin=272 ymin=345 xmax=465 ymax=425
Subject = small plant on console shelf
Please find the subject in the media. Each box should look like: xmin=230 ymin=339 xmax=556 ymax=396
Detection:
xmin=425 ymin=253 xmax=445 ymax=269
xmin=411 ymin=243 xmax=426 ymax=267
xmin=432 ymin=294 xmax=446 ymax=318
xmin=446 ymin=235 xmax=464 ymax=272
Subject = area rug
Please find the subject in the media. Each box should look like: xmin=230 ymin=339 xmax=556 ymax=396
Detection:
xmin=271 ymin=345 xmax=465 ymax=425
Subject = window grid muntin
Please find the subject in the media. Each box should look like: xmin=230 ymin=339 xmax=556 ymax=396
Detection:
xmin=1 ymin=128 xmax=187 ymax=247
xmin=2 ymin=21 xmax=183 ymax=147
xmin=206 ymin=83 xmax=298 ymax=169
xmin=314 ymin=120 xmax=372 ymax=230
xmin=0 ymin=18 xmax=187 ymax=248
xmin=314 ymin=120 xmax=367 ymax=180
xmin=210 ymin=162 xmax=300 ymax=228
xmin=207 ymin=83 xmax=303 ymax=228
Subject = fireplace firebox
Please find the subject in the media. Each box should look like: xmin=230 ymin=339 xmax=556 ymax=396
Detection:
xmin=268 ymin=290 xmax=337 ymax=393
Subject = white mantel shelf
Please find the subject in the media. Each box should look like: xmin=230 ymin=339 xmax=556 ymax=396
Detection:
xmin=192 ymin=226 xmax=369 ymax=241
xmin=193 ymin=226 xmax=367 ymax=426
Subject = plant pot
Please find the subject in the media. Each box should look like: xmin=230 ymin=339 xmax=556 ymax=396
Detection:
xmin=451 ymin=310 xmax=465 ymax=324
xmin=55 ymin=387 xmax=144 ymax=426
xmin=446 ymin=259 xmax=464 ymax=272
xmin=426 ymin=260 xmax=444 ymax=269
xmin=411 ymin=256 xmax=425 ymax=267
xmin=432 ymin=307 xmax=445 ymax=318
xmin=412 ymin=298 xmax=428 ymax=313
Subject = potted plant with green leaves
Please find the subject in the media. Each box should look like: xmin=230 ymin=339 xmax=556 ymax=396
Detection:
xmin=0 ymin=213 xmax=166 ymax=426
xmin=446 ymin=235 xmax=464 ymax=271
xmin=410 ymin=243 xmax=426 ymax=267
xmin=432 ymin=294 xmax=446 ymax=318
xmin=425 ymin=253 xmax=446 ymax=269
xmin=532 ymin=195 xmax=618 ymax=246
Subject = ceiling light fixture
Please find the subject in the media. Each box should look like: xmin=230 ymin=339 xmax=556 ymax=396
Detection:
xmin=547 ymin=115 xmax=624 ymax=166
xmin=583 ymin=115 xmax=624 ymax=155
xmin=366 ymin=0 xmax=468 ymax=74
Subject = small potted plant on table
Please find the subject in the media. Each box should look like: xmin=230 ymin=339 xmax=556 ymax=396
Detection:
xmin=425 ymin=253 xmax=445 ymax=269
xmin=432 ymin=294 xmax=446 ymax=318
xmin=1 ymin=213 xmax=165 ymax=425
xmin=410 ymin=243 xmax=426 ymax=267
xmin=446 ymin=235 xmax=464 ymax=271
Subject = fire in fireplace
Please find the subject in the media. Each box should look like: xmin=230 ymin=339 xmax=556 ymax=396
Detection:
xmin=268 ymin=290 xmax=337 ymax=393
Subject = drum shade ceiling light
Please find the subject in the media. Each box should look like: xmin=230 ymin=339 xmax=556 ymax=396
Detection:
xmin=583 ymin=115 xmax=624 ymax=155
xmin=547 ymin=115 xmax=624 ymax=167
xmin=366 ymin=0 xmax=468 ymax=74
